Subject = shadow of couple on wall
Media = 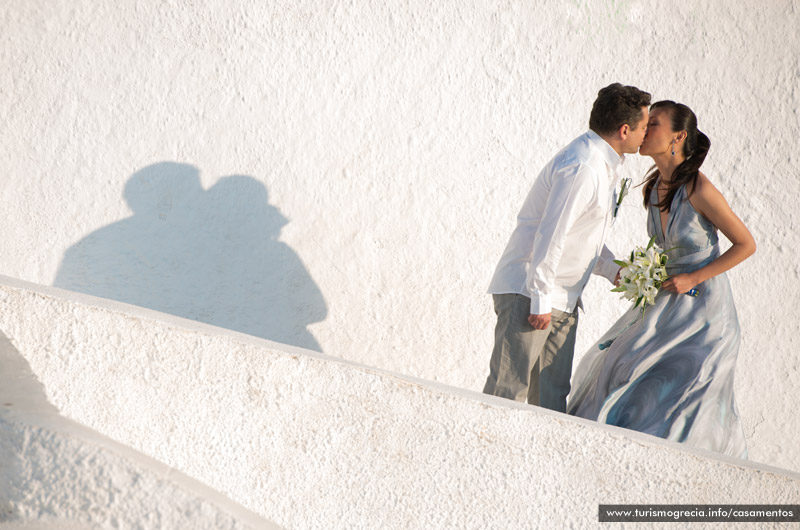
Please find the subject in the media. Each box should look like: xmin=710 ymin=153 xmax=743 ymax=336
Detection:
xmin=54 ymin=162 xmax=327 ymax=352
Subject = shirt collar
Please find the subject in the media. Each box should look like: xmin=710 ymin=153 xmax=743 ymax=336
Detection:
xmin=586 ymin=129 xmax=625 ymax=178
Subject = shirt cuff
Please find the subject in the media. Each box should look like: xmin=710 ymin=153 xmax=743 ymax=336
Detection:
xmin=593 ymin=257 xmax=621 ymax=284
xmin=529 ymin=294 xmax=552 ymax=315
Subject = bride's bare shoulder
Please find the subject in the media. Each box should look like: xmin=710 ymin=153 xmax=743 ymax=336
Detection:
xmin=689 ymin=171 xmax=730 ymax=217
xmin=690 ymin=171 xmax=720 ymax=196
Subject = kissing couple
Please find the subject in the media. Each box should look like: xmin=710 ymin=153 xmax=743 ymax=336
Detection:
xmin=482 ymin=83 xmax=755 ymax=459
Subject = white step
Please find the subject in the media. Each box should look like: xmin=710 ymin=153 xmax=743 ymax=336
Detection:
xmin=1 ymin=275 xmax=797 ymax=529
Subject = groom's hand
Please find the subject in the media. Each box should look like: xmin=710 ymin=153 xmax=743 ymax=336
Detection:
xmin=528 ymin=313 xmax=551 ymax=330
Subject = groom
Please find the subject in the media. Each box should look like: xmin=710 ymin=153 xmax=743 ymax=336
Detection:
xmin=483 ymin=83 xmax=651 ymax=412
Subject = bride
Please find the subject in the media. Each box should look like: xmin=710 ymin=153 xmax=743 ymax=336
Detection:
xmin=567 ymin=100 xmax=756 ymax=458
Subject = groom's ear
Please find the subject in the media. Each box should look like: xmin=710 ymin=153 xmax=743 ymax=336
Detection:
xmin=618 ymin=123 xmax=631 ymax=139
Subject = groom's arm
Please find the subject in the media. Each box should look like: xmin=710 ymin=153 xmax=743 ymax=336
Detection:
xmin=526 ymin=163 xmax=596 ymax=317
xmin=593 ymin=245 xmax=621 ymax=284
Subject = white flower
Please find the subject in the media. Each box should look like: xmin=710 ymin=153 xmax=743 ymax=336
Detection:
xmin=611 ymin=235 xmax=669 ymax=317
xmin=614 ymin=177 xmax=632 ymax=218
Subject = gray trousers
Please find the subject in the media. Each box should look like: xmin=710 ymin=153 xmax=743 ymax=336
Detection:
xmin=482 ymin=293 xmax=579 ymax=412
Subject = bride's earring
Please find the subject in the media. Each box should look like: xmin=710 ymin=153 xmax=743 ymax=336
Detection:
xmin=671 ymin=140 xmax=676 ymax=156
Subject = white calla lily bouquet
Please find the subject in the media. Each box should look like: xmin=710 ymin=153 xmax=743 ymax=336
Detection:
xmin=611 ymin=235 xmax=669 ymax=316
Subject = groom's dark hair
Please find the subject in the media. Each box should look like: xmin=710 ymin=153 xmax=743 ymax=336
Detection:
xmin=589 ymin=83 xmax=651 ymax=136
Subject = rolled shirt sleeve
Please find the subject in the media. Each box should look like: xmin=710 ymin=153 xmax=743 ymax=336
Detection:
xmin=527 ymin=164 xmax=598 ymax=314
xmin=592 ymin=244 xmax=620 ymax=284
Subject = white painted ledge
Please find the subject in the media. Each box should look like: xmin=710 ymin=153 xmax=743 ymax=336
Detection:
xmin=0 ymin=327 xmax=282 ymax=529
xmin=0 ymin=275 xmax=798 ymax=529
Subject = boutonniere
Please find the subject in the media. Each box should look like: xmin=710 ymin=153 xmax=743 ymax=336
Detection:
xmin=614 ymin=177 xmax=632 ymax=217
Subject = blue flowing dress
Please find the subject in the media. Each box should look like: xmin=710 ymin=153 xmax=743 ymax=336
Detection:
xmin=567 ymin=183 xmax=747 ymax=458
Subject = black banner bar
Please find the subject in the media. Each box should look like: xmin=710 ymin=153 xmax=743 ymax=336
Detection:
xmin=599 ymin=504 xmax=800 ymax=523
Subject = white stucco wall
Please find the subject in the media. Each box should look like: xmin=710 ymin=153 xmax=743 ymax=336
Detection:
xmin=1 ymin=276 xmax=799 ymax=529
xmin=0 ymin=321 xmax=281 ymax=529
xmin=2 ymin=0 xmax=799 ymax=474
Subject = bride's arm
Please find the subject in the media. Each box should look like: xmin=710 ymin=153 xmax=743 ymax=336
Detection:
xmin=662 ymin=172 xmax=756 ymax=293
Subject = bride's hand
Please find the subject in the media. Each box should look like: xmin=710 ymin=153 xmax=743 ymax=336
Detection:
xmin=662 ymin=273 xmax=697 ymax=294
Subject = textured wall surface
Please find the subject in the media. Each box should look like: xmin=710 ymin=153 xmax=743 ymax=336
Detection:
xmin=2 ymin=0 xmax=799 ymax=473
xmin=1 ymin=277 xmax=799 ymax=529
xmin=0 ymin=325 xmax=281 ymax=530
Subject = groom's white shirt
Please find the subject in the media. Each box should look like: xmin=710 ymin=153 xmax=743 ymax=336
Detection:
xmin=489 ymin=130 xmax=623 ymax=315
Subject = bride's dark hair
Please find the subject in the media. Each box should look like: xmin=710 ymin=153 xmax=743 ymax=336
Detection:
xmin=642 ymin=101 xmax=711 ymax=211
